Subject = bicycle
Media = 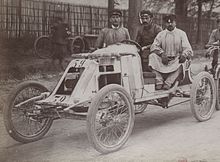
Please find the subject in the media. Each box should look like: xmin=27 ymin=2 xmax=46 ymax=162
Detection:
xmin=34 ymin=34 xmax=86 ymax=59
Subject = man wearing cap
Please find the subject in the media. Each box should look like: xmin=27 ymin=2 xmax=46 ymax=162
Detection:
xmin=205 ymin=18 xmax=220 ymax=72
xmin=149 ymin=14 xmax=193 ymax=90
xmin=51 ymin=16 xmax=70 ymax=69
xmin=135 ymin=10 xmax=162 ymax=71
xmin=96 ymin=9 xmax=130 ymax=48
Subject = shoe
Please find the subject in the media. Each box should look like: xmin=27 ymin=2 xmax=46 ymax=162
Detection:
xmin=155 ymin=84 xmax=163 ymax=90
xmin=163 ymin=83 xmax=171 ymax=90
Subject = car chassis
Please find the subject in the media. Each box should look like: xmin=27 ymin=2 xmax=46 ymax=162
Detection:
xmin=3 ymin=41 xmax=218 ymax=154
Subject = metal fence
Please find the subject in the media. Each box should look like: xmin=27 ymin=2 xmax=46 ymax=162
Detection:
xmin=0 ymin=0 xmax=217 ymax=44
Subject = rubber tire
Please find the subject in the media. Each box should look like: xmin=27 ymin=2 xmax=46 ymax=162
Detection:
xmin=190 ymin=71 xmax=216 ymax=122
xmin=134 ymin=103 xmax=148 ymax=114
xmin=87 ymin=84 xmax=135 ymax=154
xmin=3 ymin=81 xmax=53 ymax=143
xmin=34 ymin=35 xmax=53 ymax=59
xmin=69 ymin=36 xmax=85 ymax=54
xmin=215 ymin=70 xmax=220 ymax=110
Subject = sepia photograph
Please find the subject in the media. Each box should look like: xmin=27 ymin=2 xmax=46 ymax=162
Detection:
xmin=0 ymin=0 xmax=220 ymax=161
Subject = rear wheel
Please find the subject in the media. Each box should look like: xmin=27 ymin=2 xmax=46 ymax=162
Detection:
xmin=34 ymin=36 xmax=53 ymax=59
xmin=3 ymin=81 xmax=53 ymax=143
xmin=87 ymin=84 xmax=134 ymax=153
xmin=190 ymin=72 xmax=216 ymax=121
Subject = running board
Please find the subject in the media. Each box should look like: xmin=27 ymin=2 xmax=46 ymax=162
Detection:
xmin=135 ymin=82 xmax=179 ymax=103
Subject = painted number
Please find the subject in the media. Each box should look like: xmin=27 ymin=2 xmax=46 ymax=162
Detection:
xmin=53 ymin=96 xmax=66 ymax=103
xmin=74 ymin=59 xmax=86 ymax=68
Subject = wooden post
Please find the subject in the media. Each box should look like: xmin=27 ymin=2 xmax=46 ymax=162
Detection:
xmin=42 ymin=1 xmax=46 ymax=35
xmin=108 ymin=0 xmax=114 ymax=27
xmin=196 ymin=0 xmax=202 ymax=43
xmin=89 ymin=6 xmax=93 ymax=34
xmin=128 ymin=0 xmax=142 ymax=40
xmin=18 ymin=0 xmax=22 ymax=37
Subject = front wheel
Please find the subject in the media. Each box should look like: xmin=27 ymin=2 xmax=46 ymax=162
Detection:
xmin=3 ymin=81 xmax=53 ymax=143
xmin=87 ymin=84 xmax=134 ymax=154
xmin=190 ymin=72 xmax=216 ymax=122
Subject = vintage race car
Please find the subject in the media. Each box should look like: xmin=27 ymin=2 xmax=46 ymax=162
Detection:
xmin=3 ymin=40 xmax=218 ymax=154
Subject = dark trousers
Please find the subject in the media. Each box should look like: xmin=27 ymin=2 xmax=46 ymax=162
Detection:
xmin=212 ymin=48 xmax=218 ymax=69
xmin=141 ymin=49 xmax=151 ymax=72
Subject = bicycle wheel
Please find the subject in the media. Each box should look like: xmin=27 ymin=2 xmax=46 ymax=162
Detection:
xmin=69 ymin=36 xmax=85 ymax=54
xmin=34 ymin=36 xmax=53 ymax=59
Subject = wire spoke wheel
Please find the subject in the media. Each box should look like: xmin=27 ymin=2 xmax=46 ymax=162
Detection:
xmin=34 ymin=36 xmax=53 ymax=59
xmin=190 ymin=72 xmax=216 ymax=121
xmin=87 ymin=84 xmax=134 ymax=153
xmin=3 ymin=81 xmax=53 ymax=143
xmin=70 ymin=36 xmax=85 ymax=54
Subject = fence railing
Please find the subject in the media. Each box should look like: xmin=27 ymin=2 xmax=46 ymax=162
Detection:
xmin=0 ymin=0 xmax=217 ymax=45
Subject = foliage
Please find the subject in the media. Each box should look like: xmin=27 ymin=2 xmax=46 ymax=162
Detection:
xmin=143 ymin=0 xmax=220 ymax=18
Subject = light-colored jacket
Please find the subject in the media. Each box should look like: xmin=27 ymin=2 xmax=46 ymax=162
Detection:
xmin=149 ymin=28 xmax=193 ymax=73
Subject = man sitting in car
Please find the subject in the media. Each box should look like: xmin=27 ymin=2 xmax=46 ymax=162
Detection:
xmin=135 ymin=10 xmax=162 ymax=71
xmin=149 ymin=14 xmax=193 ymax=90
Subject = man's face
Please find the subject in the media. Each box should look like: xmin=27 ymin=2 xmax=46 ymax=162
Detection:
xmin=165 ymin=20 xmax=176 ymax=31
xmin=140 ymin=15 xmax=152 ymax=26
xmin=110 ymin=15 xmax=121 ymax=27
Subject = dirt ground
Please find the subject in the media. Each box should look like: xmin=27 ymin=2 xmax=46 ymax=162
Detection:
xmin=0 ymin=53 xmax=220 ymax=162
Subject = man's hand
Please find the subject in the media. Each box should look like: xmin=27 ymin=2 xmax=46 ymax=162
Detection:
xmin=179 ymin=55 xmax=186 ymax=63
xmin=142 ymin=44 xmax=151 ymax=51
xmin=161 ymin=54 xmax=168 ymax=65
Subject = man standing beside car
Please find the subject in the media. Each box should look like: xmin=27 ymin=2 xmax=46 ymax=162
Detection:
xmin=205 ymin=17 xmax=220 ymax=73
xmin=51 ymin=16 xmax=70 ymax=70
xmin=96 ymin=9 xmax=130 ymax=48
xmin=135 ymin=10 xmax=162 ymax=71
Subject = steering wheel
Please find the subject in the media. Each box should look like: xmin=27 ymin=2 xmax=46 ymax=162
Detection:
xmin=121 ymin=39 xmax=142 ymax=53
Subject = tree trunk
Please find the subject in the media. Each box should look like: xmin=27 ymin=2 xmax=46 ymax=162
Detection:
xmin=128 ymin=0 xmax=142 ymax=39
xmin=108 ymin=0 xmax=114 ymax=27
xmin=207 ymin=0 xmax=215 ymax=18
xmin=196 ymin=0 xmax=202 ymax=43
xmin=174 ymin=0 xmax=188 ymax=17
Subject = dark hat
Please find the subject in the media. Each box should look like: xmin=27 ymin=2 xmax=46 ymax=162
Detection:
xmin=110 ymin=9 xmax=122 ymax=17
xmin=163 ymin=14 xmax=176 ymax=23
xmin=140 ymin=10 xmax=153 ymax=18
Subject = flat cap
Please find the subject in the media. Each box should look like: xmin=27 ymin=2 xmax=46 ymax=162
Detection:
xmin=110 ymin=9 xmax=122 ymax=17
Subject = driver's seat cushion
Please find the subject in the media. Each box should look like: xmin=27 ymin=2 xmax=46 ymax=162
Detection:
xmin=143 ymin=72 xmax=156 ymax=84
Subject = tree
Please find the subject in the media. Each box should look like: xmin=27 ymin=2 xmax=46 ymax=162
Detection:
xmin=108 ymin=0 xmax=114 ymax=27
xmin=128 ymin=0 xmax=142 ymax=39
xmin=174 ymin=0 xmax=190 ymax=17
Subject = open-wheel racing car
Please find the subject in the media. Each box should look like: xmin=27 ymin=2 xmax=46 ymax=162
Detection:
xmin=3 ymin=40 xmax=218 ymax=154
